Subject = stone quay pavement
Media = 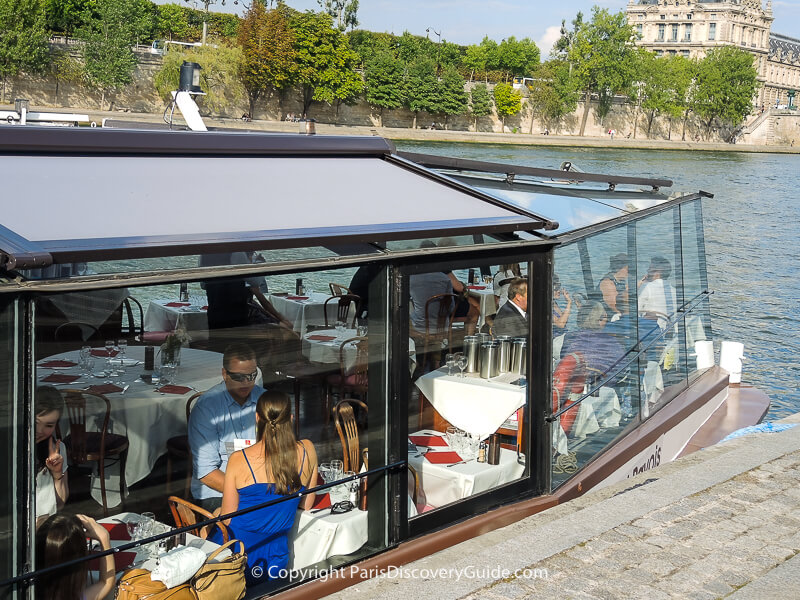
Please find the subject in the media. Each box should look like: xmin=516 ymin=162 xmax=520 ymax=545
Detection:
xmin=328 ymin=413 xmax=800 ymax=600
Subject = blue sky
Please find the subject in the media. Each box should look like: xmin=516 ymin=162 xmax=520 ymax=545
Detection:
xmin=184 ymin=0 xmax=800 ymax=55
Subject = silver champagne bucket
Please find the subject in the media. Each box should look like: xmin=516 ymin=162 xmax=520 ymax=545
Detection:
xmin=463 ymin=335 xmax=480 ymax=373
xmin=510 ymin=338 xmax=527 ymax=376
xmin=480 ymin=342 xmax=499 ymax=379
xmin=495 ymin=336 xmax=513 ymax=373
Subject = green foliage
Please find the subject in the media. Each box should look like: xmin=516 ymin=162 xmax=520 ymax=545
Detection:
xmin=365 ymin=51 xmax=404 ymax=123
xmin=470 ymin=82 xmax=491 ymax=129
xmin=494 ymin=36 xmax=539 ymax=82
xmin=493 ymin=81 xmax=522 ymax=125
xmin=129 ymin=0 xmax=158 ymax=46
xmin=404 ymin=55 xmax=438 ymax=121
xmin=527 ymin=60 xmax=579 ymax=124
xmin=692 ymin=46 xmax=759 ymax=135
xmin=347 ymin=29 xmax=394 ymax=68
xmin=637 ymin=51 xmax=674 ymax=135
xmin=238 ymin=1 xmax=296 ymax=117
xmin=433 ymin=65 xmax=468 ymax=125
xmin=463 ymin=43 xmax=488 ymax=81
xmin=553 ymin=12 xmax=583 ymax=61
xmin=78 ymin=0 xmax=141 ymax=103
xmin=569 ymin=7 xmax=640 ymax=120
xmin=43 ymin=0 xmax=93 ymax=36
xmin=156 ymin=3 xmax=191 ymax=41
xmin=0 ymin=0 xmax=50 ymax=99
xmin=317 ymin=0 xmax=359 ymax=32
xmin=289 ymin=11 xmax=363 ymax=116
xmin=154 ymin=44 xmax=244 ymax=114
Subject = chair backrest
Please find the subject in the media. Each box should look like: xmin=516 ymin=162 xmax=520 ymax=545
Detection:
xmin=324 ymin=294 xmax=361 ymax=328
xmin=329 ymin=282 xmax=353 ymax=297
xmin=54 ymin=322 xmax=100 ymax=344
xmin=424 ymin=293 xmax=458 ymax=338
xmin=62 ymin=389 xmax=111 ymax=463
xmin=362 ymin=448 xmax=368 ymax=471
xmin=168 ymin=496 xmax=230 ymax=542
xmin=338 ymin=336 xmax=368 ymax=388
xmin=186 ymin=391 xmax=203 ymax=423
xmin=122 ymin=297 xmax=144 ymax=342
xmin=332 ymin=399 xmax=368 ymax=472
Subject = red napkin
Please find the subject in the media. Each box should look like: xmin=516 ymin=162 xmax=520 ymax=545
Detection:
xmin=157 ymin=385 xmax=192 ymax=395
xmin=311 ymin=493 xmax=331 ymax=510
xmin=101 ymin=522 xmax=131 ymax=541
xmin=88 ymin=551 xmax=136 ymax=573
xmin=41 ymin=373 xmax=81 ymax=384
xmin=409 ymin=435 xmax=448 ymax=447
xmin=287 ymin=296 xmax=309 ymax=301
xmin=165 ymin=301 xmax=191 ymax=307
xmin=86 ymin=384 xmax=123 ymax=395
xmin=39 ymin=360 xmax=78 ymax=368
xmin=468 ymin=285 xmax=486 ymax=290
xmin=90 ymin=349 xmax=119 ymax=358
xmin=425 ymin=451 xmax=462 ymax=464
xmin=201 ymin=306 xmax=208 ymax=310
xmin=307 ymin=334 xmax=336 ymax=341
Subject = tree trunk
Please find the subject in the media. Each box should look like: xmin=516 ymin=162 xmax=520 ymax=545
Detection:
xmin=469 ymin=69 xmax=474 ymax=83
xmin=578 ymin=91 xmax=591 ymax=137
xmin=100 ymin=90 xmax=106 ymax=111
xmin=681 ymin=109 xmax=689 ymax=141
xmin=668 ymin=118 xmax=672 ymax=140
xmin=412 ymin=111 xmax=417 ymax=129
xmin=474 ymin=116 xmax=478 ymax=131
xmin=633 ymin=106 xmax=639 ymax=139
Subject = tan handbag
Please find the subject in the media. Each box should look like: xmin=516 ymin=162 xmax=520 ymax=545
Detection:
xmin=115 ymin=569 xmax=198 ymax=600
xmin=190 ymin=539 xmax=247 ymax=600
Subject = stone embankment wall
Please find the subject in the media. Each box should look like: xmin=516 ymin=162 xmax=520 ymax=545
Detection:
xmin=7 ymin=45 xmax=797 ymax=145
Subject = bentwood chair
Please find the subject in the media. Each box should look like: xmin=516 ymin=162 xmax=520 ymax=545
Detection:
xmin=412 ymin=293 xmax=458 ymax=376
xmin=323 ymin=294 xmax=361 ymax=329
xmin=168 ymin=496 xmax=230 ymax=542
xmin=332 ymin=399 xmax=368 ymax=472
xmin=165 ymin=392 xmax=203 ymax=497
xmin=62 ymin=389 xmax=130 ymax=517
xmin=325 ymin=336 xmax=368 ymax=413
xmin=329 ymin=282 xmax=353 ymax=297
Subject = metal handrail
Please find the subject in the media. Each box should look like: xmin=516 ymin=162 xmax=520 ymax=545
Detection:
xmin=547 ymin=290 xmax=712 ymax=422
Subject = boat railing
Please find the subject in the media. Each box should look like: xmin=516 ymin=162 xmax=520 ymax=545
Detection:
xmin=547 ymin=289 xmax=713 ymax=423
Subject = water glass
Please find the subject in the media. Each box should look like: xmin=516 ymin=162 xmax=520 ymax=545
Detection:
xmin=356 ymin=325 xmax=368 ymax=337
xmin=335 ymin=321 xmax=345 ymax=339
xmin=125 ymin=515 xmax=141 ymax=541
xmin=318 ymin=462 xmax=332 ymax=484
xmin=159 ymin=364 xmax=176 ymax=385
xmin=79 ymin=345 xmax=91 ymax=374
xmin=446 ymin=426 xmax=459 ymax=449
xmin=445 ymin=353 xmax=455 ymax=375
xmin=117 ymin=339 xmax=128 ymax=360
xmin=139 ymin=512 xmax=155 ymax=538
xmin=455 ymin=353 xmax=467 ymax=378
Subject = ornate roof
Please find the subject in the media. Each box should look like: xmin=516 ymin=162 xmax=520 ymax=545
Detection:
xmin=770 ymin=33 xmax=800 ymax=63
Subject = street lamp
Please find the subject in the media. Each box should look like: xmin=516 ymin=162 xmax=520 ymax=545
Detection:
xmin=425 ymin=27 xmax=441 ymax=44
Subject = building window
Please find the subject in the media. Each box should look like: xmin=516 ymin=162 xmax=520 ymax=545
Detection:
xmin=709 ymin=22 xmax=716 ymax=41
xmin=682 ymin=50 xmax=690 ymax=57
xmin=658 ymin=23 xmax=665 ymax=41
xmin=671 ymin=24 xmax=679 ymax=41
xmin=687 ymin=13 xmax=692 ymax=20
xmin=684 ymin=23 xmax=692 ymax=41
xmin=661 ymin=14 xmax=666 ymax=20
xmin=655 ymin=50 xmax=663 ymax=56
xmin=636 ymin=24 xmax=643 ymax=38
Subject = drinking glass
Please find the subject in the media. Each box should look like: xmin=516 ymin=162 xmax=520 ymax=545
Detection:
xmin=445 ymin=353 xmax=455 ymax=375
xmin=85 ymin=356 xmax=95 ymax=376
xmin=342 ymin=470 xmax=358 ymax=503
xmin=104 ymin=340 xmax=115 ymax=357
xmin=139 ymin=512 xmax=155 ymax=539
xmin=456 ymin=353 xmax=467 ymax=378
xmin=117 ymin=339 xmax=128 ymax=361
xmin=79 ymin=345 xmax=91 ymax=375
xmin=125 ymin=515 xmax=141 ymax=541
xmin=335 ymin=321 xmax=345 ymax=340
xmin=318 ymin=462 xmax=332 ymax=484
xmin=446 ymin=426 xmax=458 ymax=449
xmin=330 ymin=459 xmax=344 ymax=482
xmin=356 ymin=325 xmax=368 ymax=337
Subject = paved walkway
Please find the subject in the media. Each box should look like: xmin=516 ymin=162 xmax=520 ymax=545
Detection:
xmin=328 ymin=413 xmax=800 ymax=600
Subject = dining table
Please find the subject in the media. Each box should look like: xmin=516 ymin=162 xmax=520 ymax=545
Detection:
xmin=290 ymin=499 xmax=368 ymax=570
xmin=143 ymin=299 xmax=209 ymax=341
xmin=407 ymin=430 xmax=525 ymax=508
xmin=302 ymin=329 xmax=417 ymax=375
xmin=268 ymin=292 xmax=352 ymax=336
xmin=414 ymin=368 xmax=526 ymax=440
xmin=465 ymin=284 xmax=498 ymax=328
xmin=38 ymin=345 xmax=226 ymax=508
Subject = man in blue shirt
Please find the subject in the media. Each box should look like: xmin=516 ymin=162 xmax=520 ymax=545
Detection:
xmin=189 ymin=343 xmax=264 ymax=511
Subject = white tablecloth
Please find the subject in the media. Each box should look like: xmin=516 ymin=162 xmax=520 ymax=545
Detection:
xmin=290 ymin=506 xmax=368 ymax=570
xmin=408 ymin=430 xmax=524 ymax=508
xmin=414 ymin=370 xmax=526 ymax=440
xmin=302 ymin=329 xmax=358 ymax=364
xmin=39 ymin=346 xmax=225 ymax=507
xmin=144 ymin=300 xmax=209 ymax=341
xmin=49 ymin=288 xmax=131 ymax=330
xmin=269 ymin=293 xmax=343 ymax=335
xmin=467 ymin=286 xmax=497 ymax=328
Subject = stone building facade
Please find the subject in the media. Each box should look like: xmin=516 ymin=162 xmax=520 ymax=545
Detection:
xmin=626 ymin=0 xmax=800 ymax=109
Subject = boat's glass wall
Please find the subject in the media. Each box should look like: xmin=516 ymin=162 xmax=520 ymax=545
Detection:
xmin=29 ymin=261 xmax=390 ymax=596
xmin=0 ymin=296 xmax=19 ymax=583
xmin=551 ymin=224 xmax=639 ymax=484
xmin=407 ymin=246 xmax=528 ymax=518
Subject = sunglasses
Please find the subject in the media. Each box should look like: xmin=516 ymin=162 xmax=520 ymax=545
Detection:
xmin=330 ymin=500 xmax=355 ymax=514
xmin=225 ymin=368 xmax=258 ymax=383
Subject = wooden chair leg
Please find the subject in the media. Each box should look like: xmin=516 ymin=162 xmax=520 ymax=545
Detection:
xmin=99 ymin=459 xmax=108 ymax=518
xmin=120 ymin=449 xmax=128 ymax=498
xmin=293 ymin=379 xmax=301 ymax=438
xmin=166 ymin=453 xmax=174 ymax=494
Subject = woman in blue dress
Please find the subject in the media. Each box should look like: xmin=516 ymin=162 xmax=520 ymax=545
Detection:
xmin=213 ymin=391 xmax=318 ymax=585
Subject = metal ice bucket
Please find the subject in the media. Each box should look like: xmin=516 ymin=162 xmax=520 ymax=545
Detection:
xmin=510 ymin=338 xmax=527 ymax=376
xmin=495 ymin=336 xmax=513 ymax=373
xmin=480 ymin=342 xmax=499 ymax=379
xmin=463 ymin=335 xmax=480 ymax=373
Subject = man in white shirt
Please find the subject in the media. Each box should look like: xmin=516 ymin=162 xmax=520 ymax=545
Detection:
xmin=493 ymin=278 xmax=528 ymax=337
xmin=638 ymin=256 xmax=677 ymax=330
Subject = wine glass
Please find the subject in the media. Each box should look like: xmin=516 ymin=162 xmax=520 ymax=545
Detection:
xmin=318 ymin=462 xmax=332 ymax=484
xmin=445 ymin=353 xmax=455 ymax=375
xmin=79 ymin=345 xmax=91 ymax=375
xmin=456 ymin=352 xmax=468 ymax=378
xmin=125 ymin=515 xmax=141 ymax=541
xmin=104 ymin=340 xmax=115 ymax=357
xmin=117 ymin=339 xmax=128 ymax=361
xmin=139 ymin=512 xmax=155 ymax=539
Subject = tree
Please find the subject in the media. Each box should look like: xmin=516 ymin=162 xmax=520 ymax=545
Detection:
xmin=526 ymin=59 xmax=579 ymax=132
xmin=238 ymin=2 xmax=296 ymax=119
xmin=636 ymin=52 xmax=672 ymax=138
xmin=78 ymin=0 xmax=142 ymax=110
xmin=154 ymin=44 xmax=244 ymax=116
xmin=290 ymin=11 xmax=363 ymax=118
xmin=470 ymin=83 xmax=491 ymax=131
xmin=553 ymin=11 xmax=583 ymax=67
xmin=432 ymin=65 xmax=467 ymax=129
xmin=568 ymin=7 xmax=640 ymax=135
xmin=493 ymin=82 xmax=522 ymax=129
xmin=317 ymin=0 xmax=359 ymax=32
xmin=364 ymin=51 xmax=404 ymax=127
xmin=495 ymin=36 xmax=540 ymax=83
xmin=49 ymin=47 xmax=87 ymax=105
xmin=463 ymin=43 xmax=488 ymax=82
xmin=0 ymin=0 xmax=50 ymax=103
xmin=156 ymin=3 xmax=191 ymax=41
xmin=404 ymin=55 xmax=437 ymax=129
xmin=44 ymin=0 xmax=93 ymax=36
xmin=663 ymin=55 xmax=695 ymax=140
xmin=692 ymin=46 xmax=759 ymax=139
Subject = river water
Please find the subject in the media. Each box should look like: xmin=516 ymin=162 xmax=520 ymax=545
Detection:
xmin=395 ymin=141 xmax=800 ymax=420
